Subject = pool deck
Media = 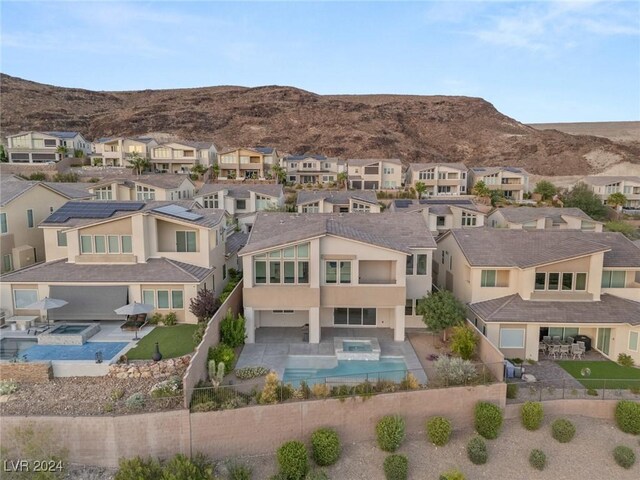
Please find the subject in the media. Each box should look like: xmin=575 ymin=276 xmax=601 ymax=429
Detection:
xmin=236 ymin=327 xmax=427 ymax=384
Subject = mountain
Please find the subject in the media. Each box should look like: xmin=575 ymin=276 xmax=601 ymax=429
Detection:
xmin=1 ymin=73 xmax=638 ymax=175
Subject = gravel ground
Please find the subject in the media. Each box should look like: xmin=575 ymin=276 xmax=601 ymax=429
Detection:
xmin=54 ymin=415 xmax=639 ymax=479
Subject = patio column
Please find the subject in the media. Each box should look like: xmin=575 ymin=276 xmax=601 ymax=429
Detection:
xmin=309 ymin=307 xmax=320 ymax=344
xmin=394 ymin=305 xmax=405 ymax=342
xmin=245 ymin=307 xmax=255 ymax=343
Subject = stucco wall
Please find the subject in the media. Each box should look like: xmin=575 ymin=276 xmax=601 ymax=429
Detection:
xmin=0 ymin=362 xmax=53 ymax=382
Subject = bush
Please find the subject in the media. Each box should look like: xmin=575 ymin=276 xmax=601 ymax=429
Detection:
xmin=28 ymin=172 xmax=47 ymax=181
xmin=236 ymin=365 xmax=270 ymax=380
xmin=311 ymin=383 xmax=331 ymax=398
xmin=193 ymin=322 xmax=206 ymax=346
xmin=521 ymin=402 xmax=544 ymax=431
xmin=115 ymin=456 xmax=163 ymax=480
xmin=399 ymin=372 xmax=420 ymax=390
xmin=617 ymin=353 xmax=635 ymax=367
xmin=163 ymin=311 xmax=177 ymax=326
xmin=311 ymin=428 xmax=341 ymax=466
xmin=110 ymin=388 xmax=125 ymax=401
xmin=227 ymin=460 xmax=253 ymax=480
xmin=466 ymin=436 xmax=487 ymax=465
xmin=551 ymin=419 xmax=576 ymax=443
xmin=125 ymin=392 xmax=145 ymax=410
xmin=613 ymin=445 xmax=636 ymax=469
xmin=220 ymin=310 xmax=247 ymax=347
xmin=53 ymin=172 xmax=79 ymax=183
xmin=162 ymin=453 xmax=215 ymax=479
xmin=277 ymin=440 xmax=309 ymax=480
xmin=149 ymin=312 xmax=164 ymax=325
xmin=434 ymin=356 xmax=477 ymax=386
xmin=506 ymin=383 xmax=518 ymax=399
xmin=188 ymin=286 xmax=221 ymax=321
xmin=449 ymin=326 xmax=477 ymax=360
xmin=0 ymin=379 xmax=19 ymax=395
xmin=259 ymin=371 xmax=281 ymax=404
xmin=376 ymin=415 xmax=406 ymax=452
xmin=439 ymin=469 xmax=465 ymax=480
xmin=615 ymin=400 xmax=640 ymax=434
xmin=529 ymin=449 xmax=546 ymax=471
xmin=149 ymin=377 xmax=181 ymax=398
xmin=426 ymin=416 xmax=452 ymax=446
xmin=383 ymin=454 xmax=408 ymax=480
xmin=474 ymin=402 xmax=503 ymax=439
xmin=208 ymin=343 xmax=236 ymax=374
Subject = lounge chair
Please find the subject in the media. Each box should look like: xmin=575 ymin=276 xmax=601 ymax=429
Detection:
xmin=120 ymin=314 xmax=148 ymax=331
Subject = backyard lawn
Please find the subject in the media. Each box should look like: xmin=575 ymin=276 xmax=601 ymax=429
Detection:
xmin=557 ymin=360 xmax=640 ymax=389
xmin=126 ymin=325 xmax=198 ymax=360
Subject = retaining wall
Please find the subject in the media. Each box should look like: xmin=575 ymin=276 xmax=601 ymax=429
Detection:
xmin=0 ymin=362 xmax=52 ymax=382
xmin=468 ymin=319 xmax=505 ymax=382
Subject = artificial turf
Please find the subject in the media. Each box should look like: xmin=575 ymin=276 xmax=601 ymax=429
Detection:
xmin=557 ymin=360 xmax=640 ymax=390
xmin=125 ymin=324 xmax=198 ymax=360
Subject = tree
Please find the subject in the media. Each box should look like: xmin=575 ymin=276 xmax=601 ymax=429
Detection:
xmin=489 ymin=189 xmax=505 ymax=207
xmin=607 ymin=192 xmax=627 ymax=209
xmin=415 ymin=181 xmax=427 ymax=199
xmin=271 ymin=163 xmax=287 ymax=184
xmin=533 ymin=180 xmax=557 ymax=201
xmin=416 ymin=290 xmax=466 ymax=341
xmin=0 ymin=145 xmax=8 ymax=162
xmin=472 ymin=181 xmax=491 ymax=197
xmin=73 ymin=149 xmax=84 ymax=158
xmin=337 ymin=171 xmax=348 ymax=190
xmin=211 ymin=164 xmax=220 ymax=180
xmin=563 ymin=182 xmax=607 ymax=220
xmin=189 ymin=286 xmax=221 ymax=322
xmin=127 ymin=151 xmax=150 ymax=176
xmin=605 ymin=220 xmax=636 ymax=239
xmin=56 ymin=145 xmax=68 ymax=160
xmin=190 ymin=164 xmax=208 ymax=180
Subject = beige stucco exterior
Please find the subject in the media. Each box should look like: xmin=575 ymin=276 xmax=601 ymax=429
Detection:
xmin=469 ymin=168 xmax=529 ymax=202
xmin=91 ymin=138 xmax=158 ymax=167
xmin=284 ymin=157 xmax=345 ymax=184
xmin=88 ymin=177 xmax=196 ymax=201
xmin=487 ymin=209 xmax=603 ymax=232
xmin=217 ymin=148 xmax=279 ymax=180
xmin=149 ymin=142 xmax=217 ymax=173
xmin=7 ymin=131 xmax=91 ymax=163
xmin=405 ymin=164 xmax=469 ymax=196
xmin=348 ymin=160 xmax=403 ymax=190
xmin=584 ymin=176 xmax=640 ymax=208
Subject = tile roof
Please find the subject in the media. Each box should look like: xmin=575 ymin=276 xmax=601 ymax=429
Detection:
xmin=0 ymin=179 xmax=91 ymax=206
xmin=391 ymin=198 xmax=485 ymax=214
xmin=196 ymin=183 xmax=284 ymax=198
xmin=296 ymin=190 xmax=378 ymax=206
xmin=133 ymin=174 xmax=194 ymax=190
xmin=407 ymin=162 xmax=468 ymax=172
xmin=444 ymin=229 xmax=640 ymax=268
xmin=495 ymin=207 xmax=596 ymax=224
xmin=348 ymin=158 xmax=402 ymax=167
xmin=252 ymin=146 xmax=275 ymax=154
xmin=44 ymin=131 xmax=81 ymax=139
xmin=469 ymin=294 xmax=640 ymax=326
xmin=44 ymin=182 xmax=94 ymax=199
xmin=0 ymin=258 xmax=213 ymax=284
xmin=470 ymin=166 xmax=528 ymax=176
xmin=583 ymin=176 xmax=640 ymax=186
xmin=241 ymin=212 xmax=435 ymax=255
xmin=284 ymin=154 xmax=328 ymax=161
xmin=226 ymin=232 xmax=249 ymax=256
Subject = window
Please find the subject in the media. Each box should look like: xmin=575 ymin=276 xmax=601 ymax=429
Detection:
xmin=416 ymin=254 xmax=427 ymax=275
xmin=283 ymin=246 xmax=295 ymax=258
xmin=284 ymin=261 xmax=295 ymax=283
xmin=44 ymin=139 xmax=57 ymax=147
xmin=273 ymin=310 xmax=295 ymax=314
xmin=298 ymin=261 xmax=309 ymax=283
xmin=481 ymin=270 xmax=497 ymax=287
xmin=499 ymin=328 xmax=525 ymax=348
xmin=535 ymin=273 xmax=546 ymax=290
xmin=27 ymin=209 xmax=34 ymax=228
xmin=136 ymin=185 xmax=155 ymax=201
xmin=562 ymin=272 xmax=573 ymax=291
xmin=121 ymin=236 xmax=133 ymax=253
xmin=80 ymin=235 xmax=92 ymax=253
xmin=441 ymin=251 xmax=445 ymax=264
xmin=461 ymin=212 xmax=477 ymax=226
xmin=142 ymin=290 xmax=155 ymax=307
xmin=383 ymin=167 xmax=394 ymax=174
xmin=223 ymin=264 xmax=227 ymax=280
xmin=57 ymin=230 xmax=67 ymax=246
xmin=171 ymin=290 xmax=184 ymax=309
xmin=95 ymin=187 xmax=112 ymax=200
xmin=176 ymin=231 xmax=197 ymax=252
xmin=269 ymin=261 xmax=281 ymax=283
xmin=94 ymin=235 xmax=106 ymax=254
xmin=405 ymin=299 xmax=413 ymax=316
xmin=437 ymin=216 xmax=446 ymax=227
xmin=575 ymin=273 xmax=587 ymax=291
xmin=203 ymin=196 xmax=218 ymax=208
xmin=406 ymin=255 xmax=414 ymax=275
xmin=339 ymin=261 xmax=351 ymax=283
xmin=108 ymin=235 xmax=120 ymax=253
xmin=334 ymin=308 xmax=348 ymax=325
xmin=602 ymin=271 xmax=626 ymax=288
xmin=13 ymin=289 xmax=38 ymax=309
xmin=255 ymin=261 xmax=267 ymax=284
xmin=302 ymin=202 xmax=320 ymax=213
xmin=3 ymin=254 xmax=13 ymax=272
xmin=236 ymin=199 xmax=246 ymax=210
xmin=0 ymin=213 xmax=7 ymax=234
xmin=352 ymin=202 xmax=371 ymax=213
xmin=334 ymin=307 xmax=376 ymax=326
xmin=297 ymin=244 xmax=309 ymax=257
xmin=418 ymin=170 xmax=434 ymax=180
xmin=629 ymin=331 xmax=639 ymax=352
xmin=548 ymin=273 xmax=560 ymax=290
xmin=157 ymin=290 xmax=170 ymax=309
xmin=325 ymin=261 xmax=337 ymax=284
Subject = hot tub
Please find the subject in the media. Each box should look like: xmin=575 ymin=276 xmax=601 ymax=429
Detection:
xmin=37 ymin=323 xmax=100 ymax=345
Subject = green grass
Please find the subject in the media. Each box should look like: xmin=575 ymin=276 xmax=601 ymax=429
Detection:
xmin=557 ymin=360 xmax=640 ymax=389
xmin=126 ymin=325 xmax=198 ymax=360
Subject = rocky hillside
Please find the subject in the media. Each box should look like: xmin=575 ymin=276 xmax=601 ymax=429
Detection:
xmin=1 ymin=74 xmax=638 ymax=175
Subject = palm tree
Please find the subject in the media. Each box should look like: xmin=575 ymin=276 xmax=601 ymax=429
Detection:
xmin=56 ymin=145 xmax=68 ymax=161
xmin=415 ymin=181 xmax=427 ymax=199
xmin=127 ymin=151 xmax=150 ymax=176
xmin=607 ymin=192 xmax=627 ymax=219
xmin=271 ymin=164 xmax=287 ymax=184
xmin=211 ymin=164 xmax=220 ymax=180
xmin=337 ymin=171 xmax=348 ymax=191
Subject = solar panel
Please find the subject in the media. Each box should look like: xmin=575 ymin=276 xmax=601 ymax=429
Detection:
xmin=45 ymin=202 xmax=145 ymax=223
xmin=394 ymin=200 xmax=412 ymax=208
xmin=153 ymin=204 xmax=203 ymax=221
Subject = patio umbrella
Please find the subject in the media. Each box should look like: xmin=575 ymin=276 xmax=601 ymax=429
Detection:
xmin=25 ymin=297 xmax=68 ymax=326
xmin=114 ymin=302 xmax=154 ymax=340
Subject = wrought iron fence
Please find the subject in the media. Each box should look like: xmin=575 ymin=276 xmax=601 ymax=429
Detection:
xmin=507 ymin=378 xmax=640 ymax=403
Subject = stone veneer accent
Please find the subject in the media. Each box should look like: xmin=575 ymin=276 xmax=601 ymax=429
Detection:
xmin=0 ymin=362 xmax=53 ymax=382
xmin=38 ymin=324 xmax=101 ymax=346
xmin=107 ymin=355 xmax=191 ymax=379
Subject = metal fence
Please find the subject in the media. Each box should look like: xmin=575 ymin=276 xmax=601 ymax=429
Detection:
xmin=507 ymin=378 xmax=640 ymax=403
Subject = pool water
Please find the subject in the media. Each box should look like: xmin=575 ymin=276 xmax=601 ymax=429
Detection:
xmin=50 ymin=325 xmax=90 ymax=335
xmin=20 ymin=342 xmax=129 ymax=361
xmin=0 ymin=338 xmax=38 ymax=360
xmin=343 ymin=341 xmax=372 ymax=353
xmin=283 ymin=358 xmax=407 ymax=385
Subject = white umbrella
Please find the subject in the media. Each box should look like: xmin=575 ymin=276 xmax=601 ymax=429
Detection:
xmin=25 ymin=297 xmax=68 ymax=326
xmin=114 ymin=302 xmax=154 ymax=340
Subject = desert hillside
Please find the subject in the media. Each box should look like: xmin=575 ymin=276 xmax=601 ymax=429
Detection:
xmin=529 ymin=122 xmax=640 ymax=143
xmin=1 ymin=74 xmax=638 ymax=176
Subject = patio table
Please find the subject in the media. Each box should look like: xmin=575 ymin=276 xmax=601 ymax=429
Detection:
xmin=8 ymin=315 xmax=39 ymax=331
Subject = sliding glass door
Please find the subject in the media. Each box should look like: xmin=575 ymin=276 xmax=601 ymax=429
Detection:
xmin=596 ymin=328 xmax=611 ymax=356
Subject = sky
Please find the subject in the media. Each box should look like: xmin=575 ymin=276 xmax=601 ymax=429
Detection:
xmin=1 ymin=0 xmax=639 ymax=123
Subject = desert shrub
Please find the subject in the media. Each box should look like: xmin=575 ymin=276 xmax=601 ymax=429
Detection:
xmin=615 ymin=400 xmax=640 ymax=434
xmin=449 ymin=326 xmax=477 ymax=360
xmin=438 ymin=469 xmax=465 ymax=480
xmin=311 ymin=383 xmax=331 ymax=398
xmin=163 ymin=311 xmax=177 ymax=326
xmin=162 ymin=453 xmax=215 ymax=479
xmin=149 ymin=377 xmax=181 ymax=398
xmin=529 ymin=449 xmax=546 ymax=471
xmin=227 ymin=460 xmax=253 ymax=480
xmin=125 ymin=392 xmax=146 ymax=410
xmin=53 ymin=172 xmax=79 ymax=183
xmin=426 ymin=416 xmax=452 ymax=446
xmin=434 ymin=356 xmax=477 ymax=386
xmin=376 ymin=415 xmax=406 ymax=452
xmin=192 ymin=322 xmax=206 ymax=346
xmin=551 ymin=419 xmax=576 ymax=443
xmin=259 ymin=371 xmax=280 ymax=404
xmin=235 ymin=365 xmax=269 ymax=380
xmin=618 ymin=353 xmax=635 ymax=367
xmin=311 ymin=428 xmax=341 ymax=466
xmin=27 ymin=172 xmax=47 ymax=181
xmin=103 ymin=402 xmax=114 ymax=413
xmin=220 ymin=311 xmax=247 ymax=347
xmin=277 ymin=440 xmax=309 ymax=480
xmin=399 ymin=372 xmax=420 ymax=390
xmin=115 ymin=456 xmax=163 ymax=480
xmin=296 ymin=381 xmax=311 ymax=400
xmin=208 ymin=343 xmax=235 ymax=374
xmin=521 ymin=402 xmax=544 ymax=431
xmin=613 ymin=445 xmax=636 ymax=469
xmin=506 ymin=383 xmax=518 ymax=399
xmin=587 ymin=388 xmax=599 ymax=396
xmin=474 ymin=402 xmax=503 ymax=439
xmin=149 ymin=312 xmax=164 ymax=325
xmin=383 ymin=454 xmax=408 ymax=480
xmin=0 ymin=379 xmax=19 ymax=395
xmin=466 ymin=436 xmax=488 ymax=465
xmin=110 ymin=388 xmax=125 ymax=401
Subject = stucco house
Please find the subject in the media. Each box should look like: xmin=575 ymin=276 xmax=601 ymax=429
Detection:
xmin=404 ymin=163 xmax=469 ymax=196
xmin=283 ymin=155 xmax=346 ymax=184
xmin=468 ymin=167 xmax=529 ymax=202
xmin=239 ymin=212 xmax=436 ymax=343
xmin=388 ymin=198 xmax=487 ymax=235
xmin=583 ymin=176 xmax=640 ymax=209
xmin=6 ymin=131 xmax=91 ymax=163
xmin=149 ymin=141 xmax=217 ymax=173
xmin=296 ymin=190 xmax=380 ymax=213
xmin=217 ymin=147 xmax=279 ymax=180
xmin=487 ymin=207 xmax=603 ymax=231
xmin=90 ymin=137 xmax=158 ymax=167
xmin=87 ymin=174 xmax=196 ymax=201
xmin=347 ymin=159 xmax=403 ymax=190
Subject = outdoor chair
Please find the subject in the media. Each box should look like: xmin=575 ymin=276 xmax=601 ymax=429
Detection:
xmin=571 ymin=344 xmax=583 ymax=360
xmin=567 ymin=336 xmax=575 ymax=345
xmin=577 ymin=341 xmax=586 ymax=355
xmin=547 ymin=344 xmax=561 ymax=359
xmin=542 ymin=335 xmax=551 ymax=344
xmin=559 ymin=344 xmax=571 ymax=359
xmin=538 ymin=342 xmax=547 ymax=354
xmin=301 ymin=323 xmax=309 ymax=342
xmin=552 ymin=336 xmax=561 ymax=344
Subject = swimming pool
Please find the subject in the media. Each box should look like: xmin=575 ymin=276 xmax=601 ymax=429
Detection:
xmin=0 ymin=338 xmax=38 ymax=360
xmin=283 ymin=358 xmax=407 ymax=385
xmin=20 ymin=342 xmax=129 ymax=361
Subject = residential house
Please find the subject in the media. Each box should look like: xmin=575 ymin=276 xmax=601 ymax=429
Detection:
xmin=6 ymin=131 xmax=91 ymax=163
xmin=149 ymin=141 xmax=217 ymax=174
xmin=0 ymin=201 xmax=233 ymax=323
xmin=488 ymin=207 xmax=603 ymax=232
xmin=469 ymin=167 xmax=529 ymax=202
xmin=583 ymin=176 xmax=640 ymax=208
xmin=434 ymin=228 xmax=640 ymax=363
xmin=239 ymin=212 xmax=436 ymax=343
xmin=283 ymin=155 xmax=346 ymax=184
xmin=90 ymin=137 xmax=158 ymax=167
xmin=297 ymin=190 xmax=380 ymax=213
xmin=87 ymin=174 xmax=196 ymax=201
xmin=404 ymin=163 xmax=469 ymax=196
xmin=0 ymin=176 xmax=92 ymax=273
xmin=388 ymin=198 xmax=487 ymax=234
xmin=217 ymin=147 xmax=279 ymax=180
xmin=347 ymin=159 xmax=403 ymax=190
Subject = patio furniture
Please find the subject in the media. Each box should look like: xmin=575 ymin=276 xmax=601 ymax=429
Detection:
xmin=542 ymin=335 xmax=551 ymax=344
xmin=538 ymin=342 xmax=547 ymax=354
xmin=577 ymin=341 xmax=586 ymax=352
xmin=547 ymin=344 xmax=561 ymax=359
xmin=8 ymin=316 xmax=39 ymax=331
xmin=301 ymin=323 xmax=309 ymax=342
xmin=559 ymin=344 xmax=571 ymax=359
xmin=567 ymin=336 xmax=575 ymax=345
xmin=552 ymin=336 xmax=561 ymax=344
xmin=504 ymin=360 xmax=524 ymax=379
xmin=571 ymin=344 xmax=583 ymax=360
xmin=24 ymin=297 xmax=68 ymax=326
xmin=115 ymin=302 xmax=153 ymax=340
xmin=574 ymin=335 xmax=592 ymax=351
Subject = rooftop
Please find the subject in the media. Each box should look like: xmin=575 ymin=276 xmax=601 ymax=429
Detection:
xmin=470 ymin=166 xmax=528 ymax=176
xmin=583 ymin=176 xmax=640 ymax=186
xmin=407 ymin=162 xmax=468 ymax=172
xmin=90 ymin=174 xmax=193 ymax=190
xmin=226 ymin=232 xmax=249 ymax=256
xmin=297 ymin=190 xmax=378 ymax=206
xmin=0 ymin=178 xmax=92 ymax=206
xmin=284 ymin=154 xmax=328 ymax=161
xmin=196 ymin=183 xmax=284 ymax=199
xmin=391 ymin=198 xmax=485 ymax=215
xmin=348 ymin=158 xmax=402 ymax=167
xmin=494 ymin=206 xmax=596 ymax=224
